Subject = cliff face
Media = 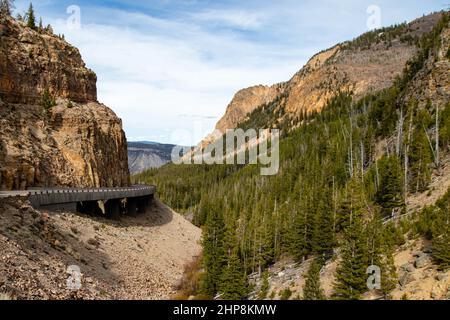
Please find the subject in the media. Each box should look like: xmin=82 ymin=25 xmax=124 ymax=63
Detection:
xmin=0 ymin=16 xmax=129 ymax=190
xmin=215 ymin=84 xmax=283 ymax=133
xmin=213 ymin=12 xmax=444 ymax=132
xmin=0 ymin=16 xmax=96 ymax=104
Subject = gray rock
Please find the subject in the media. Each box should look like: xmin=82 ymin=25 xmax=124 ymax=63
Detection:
xmin=399 ymin=272 xmax=415 ymax=287
xmin=436 ymin=273 xmax=448 ymax=282
xmin=423 ymin=246 xmax=433 ymax=254
xmin=401 ymin=263 xmax=415 ymax=273
xmin=414 ymin=254 xmax=430 ymax=268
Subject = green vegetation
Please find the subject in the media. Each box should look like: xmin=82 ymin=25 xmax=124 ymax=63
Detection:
xmin=415 ymin=188 xmax=450 ymax=270
xmin=26 ymin=2 xmax=36 ymax=29
xmin=257 ymin=271 xmax=270 ymax=300
xmin=41 ymin=88 xmax=56 ymax=120
xmin=279 ymin=288 xmax=293 ymax=300
xmin=136 ymin=13 xmax=450 ymax=300
xmin=341 ymin=22 xmax=411 ymax=51
xmin=302 ymin=258 xmax=325 ymax=300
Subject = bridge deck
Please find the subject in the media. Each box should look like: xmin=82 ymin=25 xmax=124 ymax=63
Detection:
xmin=0 ymin=185 xmax=156 ymax=208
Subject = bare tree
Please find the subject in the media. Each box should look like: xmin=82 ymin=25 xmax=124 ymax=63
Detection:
xmin=0 ymin=0 xmax=15 ymax=16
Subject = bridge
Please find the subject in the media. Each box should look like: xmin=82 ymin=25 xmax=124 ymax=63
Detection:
xmin=0 ymin=185 xmax=156 ymax=219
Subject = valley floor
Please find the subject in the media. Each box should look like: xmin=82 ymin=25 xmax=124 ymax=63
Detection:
xmin=0 ymin=198 xmax=201 ymax=300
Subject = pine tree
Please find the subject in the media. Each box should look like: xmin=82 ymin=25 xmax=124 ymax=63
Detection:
xmin=433 ymin=231 xmax=450 ymax=270
xmin=333 ymin=177 xmax=369 ymax=300
xmin=432 ymin=195 xmax=450 ymax=270
xmin=312 ymin=187 xmax=336 ymax=258
xmin=258 ymin=270 xmax=270 ymax=300
xmin=0 ymin=0 xmax=14 ymax=16
xmin=26 ymin=2 xmax=36 ymax=29
xmin=336 ymin=175 xmax=367 ymax=232
xmin=200 ymin=210 xmax=226 ymax=297
xmin=333 ymin=216 xmax=368 ymax=300
xmin=409 ymin=110 xmax=433 ymax=192
xmin=375 ymin=156 xmax=404 ymax=218
xmin=303 ymin=258 xmax=326 ymax=300
xmin=219 ymin=250 xmax=248 ymax=300
xmin=380 ymin=245 xmax=398 ymax=298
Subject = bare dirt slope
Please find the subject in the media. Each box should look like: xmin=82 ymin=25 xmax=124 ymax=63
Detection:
xmin=407 ymin=156 xmax=450 ymax=213
xmin=0 ymin=198 xmax=201 ymax=300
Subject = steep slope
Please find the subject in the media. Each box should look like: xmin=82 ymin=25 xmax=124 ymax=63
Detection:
xmin=128 ymin=142 xmax=177 ymax=175
xmin=0 ymin=197 xmax=201 ymax=299
xmin=0 ymin=15 xmax=129 ymax=190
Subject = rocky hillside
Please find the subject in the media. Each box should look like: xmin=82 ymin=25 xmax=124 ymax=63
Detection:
xmin=0 ymin=15 xmax=129 ymax=190
xmin=0 ymin=197 xmax=201 ymax=299
xmin=212 ymin=12 xmax=444 ymax=134
xmin=128 ymin=142 xmax=177 ymax=175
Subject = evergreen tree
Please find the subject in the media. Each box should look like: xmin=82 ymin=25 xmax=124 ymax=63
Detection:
xmin=333 ymin=216 xmax=368 ymax=300
xmin=0 ymin=0 xmax=14 ymax=16
xmin=303 ymin=258 xmax=326 ymax=300
xmin=336 ymin=175 xmax=367 ymax=232
xmin=380 ymin=246 xmax=398 ymax=298
xmin=409 ymin=114 xmax=432 ymax=193
xmin=333 ymin=179 xmax=369 ymax=300
xmin=200 ymin=211 xmax=226 ymax=297
xmin=312 ymin=187 xmax=336 ymax=258
xmin=40 ymin=88 xmax=55 ymax=120
xmin=432 ymin=194 xmax=450 ymax=270
xmin=433 ymin=230 xmax=450 ymax=270
xmin=258 ymin=270 xmax=270 ymax=300
xmin=375 ymin=156 xmax=404 ymax=218
xmin=26 ymin=2 xmax=36 ymax=29
xmin=219 ymin=250 xmax=248 ymax=300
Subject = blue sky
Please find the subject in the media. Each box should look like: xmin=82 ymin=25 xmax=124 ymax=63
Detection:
xmin=14 ymin=0 xmax=449 ymax=145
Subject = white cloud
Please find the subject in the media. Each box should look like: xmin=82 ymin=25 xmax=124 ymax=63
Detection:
xmin=191 ymin=9 xmax=265 ymax=30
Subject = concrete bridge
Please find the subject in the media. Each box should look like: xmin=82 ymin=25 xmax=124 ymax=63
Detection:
xmin=0 ymin=185 xmax=156 ymax=219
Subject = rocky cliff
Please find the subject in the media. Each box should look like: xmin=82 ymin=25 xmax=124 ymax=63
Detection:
xmin=213 ymin=12 xmax=444 ymax=132
xmin=0 ymin=16 xmax=129 ymax=190
xmin=128 ymin=142 xmax=176 ymax=174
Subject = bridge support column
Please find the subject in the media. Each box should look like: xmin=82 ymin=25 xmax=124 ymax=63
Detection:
xmin=105 ymin=199 xmax=121 ymax=220
xmin=126 ymin=197 xmax=137 ymax=216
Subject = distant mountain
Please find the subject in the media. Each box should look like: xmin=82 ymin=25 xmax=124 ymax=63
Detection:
xmin=127 ymin=141 xmax=179 ymax=174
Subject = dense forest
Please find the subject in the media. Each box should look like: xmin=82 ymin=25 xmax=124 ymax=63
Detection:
xmin=136 ymin=13 xmax=450 ymax=300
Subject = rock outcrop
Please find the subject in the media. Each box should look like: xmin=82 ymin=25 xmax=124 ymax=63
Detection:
xmin=0 ymin=16 xmax=129 ymax=190
xmin=215 ymin=84 xmax=283 ymax=133
xmin=0 ymin=16 xmax=96 ymax=104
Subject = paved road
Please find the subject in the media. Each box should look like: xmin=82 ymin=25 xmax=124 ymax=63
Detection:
xmin=0 ymin=185 xmax=156 ymax=209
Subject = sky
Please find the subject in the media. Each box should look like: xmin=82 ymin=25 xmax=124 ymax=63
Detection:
xmin=13 ymin=0 xmax=449 ymax=145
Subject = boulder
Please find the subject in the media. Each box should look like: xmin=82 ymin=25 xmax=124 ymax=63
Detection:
xmin=414 ymin=254 xmax=431 ymax=269
xmin=436 ymin=273 xmax=448 ymax=282
xmin=401 ymin=263 xmax=415 ymax=273
xmin=399 ymin=272 xmax=416 ymax=287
